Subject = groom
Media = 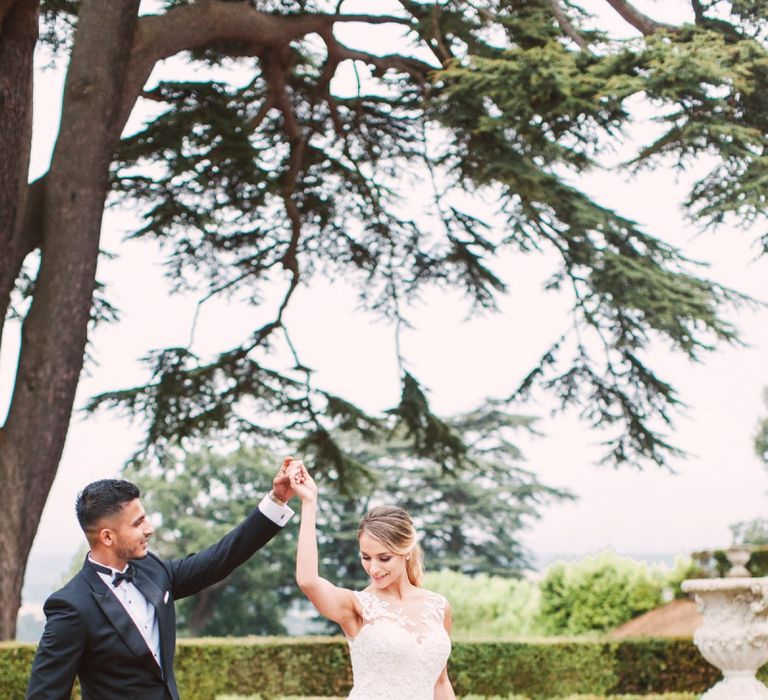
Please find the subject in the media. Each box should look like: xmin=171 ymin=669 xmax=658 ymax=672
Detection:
xmin=26 ymin=457 xmax=299 ymax=700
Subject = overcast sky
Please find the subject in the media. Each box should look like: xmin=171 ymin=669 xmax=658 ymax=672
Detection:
xmin=3 ymin=0 xmax=768 ymax=609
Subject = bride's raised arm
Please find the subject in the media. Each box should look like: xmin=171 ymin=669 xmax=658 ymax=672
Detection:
xmin=290 ymin=462 xmax=360 ymax=637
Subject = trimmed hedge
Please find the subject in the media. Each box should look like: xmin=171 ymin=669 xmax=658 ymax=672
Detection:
xmin=0 ymin=644 xmax=37 ymax=700
xmin=1 ymin=637 xmax=732 ymax=700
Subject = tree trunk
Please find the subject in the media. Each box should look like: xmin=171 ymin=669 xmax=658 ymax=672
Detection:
xmin=0 ymin=0 xmax=39 ymax=642
xmin=0 ymin=0 xmax=141 ymax=641
xmin=185 ymin=584 xmax=223 ymax=636
xmin=0 ymin=0 xmax=38 ymax=347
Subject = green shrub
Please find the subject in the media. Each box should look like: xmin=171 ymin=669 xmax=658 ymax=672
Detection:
xmin=424 ymin=569 xmax=543 ymax=637
xmin=424 ymin=556 xmax=696 ymax=641
xmin=0 ymin=644 xmax=38 ymax=700
xmin=537 ymin=553 xmax=694 ymax=635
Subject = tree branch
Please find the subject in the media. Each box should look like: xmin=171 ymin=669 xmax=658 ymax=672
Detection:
xmin=118 ymin=2 xmax=418 ymax=129
xmin=603 ymin=0 xmax=677 ymax=36
xmin=245 ymin=95 xmax=275 ymax=134
xmin=330 ymin=41 xmax=436 ymax=84
xmin=258 ymin=50 xmax=305 ymax=300
xmin=548 ymin=0 xmax=590 ymax=49
xmin=0 ymin=0 xmax=38 ymax=360
xmin=690 ymin=0 xmax=706 ymax=24
xmin=429 ymin=3 xmax=453 ymax=64
xmin=112 ymin=0 xmax=436 ymax=309
xmin=311 ymin=41 xmax=346 ymax=136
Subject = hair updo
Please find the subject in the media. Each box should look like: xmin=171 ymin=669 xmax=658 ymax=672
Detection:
xmin=357 ymin=505 xmax=424 ymax=587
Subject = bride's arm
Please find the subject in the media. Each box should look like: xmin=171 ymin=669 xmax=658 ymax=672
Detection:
xmin=291 ymin=463 xmax=359 ymax=635
xmin=434 ymin=668 xmax=455 ymax=700
xmin=434 ymin=602 xmax=456 ymax=700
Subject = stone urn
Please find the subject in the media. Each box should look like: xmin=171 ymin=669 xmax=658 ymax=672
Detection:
xmin=681 ymin=575 xmax=768 ymax=699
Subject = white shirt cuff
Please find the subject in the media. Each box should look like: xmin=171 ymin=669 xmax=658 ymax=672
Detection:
xmin=258 ymin=493 xmax=294 ymax=527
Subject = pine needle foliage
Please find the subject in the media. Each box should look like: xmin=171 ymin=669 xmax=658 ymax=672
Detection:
xmin=306 ymin=403 xmax=572 ymax=583
xmin=757 ymin=387 xmax=768 ymax=465
xmin=65 ymin=0 xmax=768 ymax=481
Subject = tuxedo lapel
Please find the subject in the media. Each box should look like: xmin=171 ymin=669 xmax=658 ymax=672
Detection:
xmin=133 ymin=566 xmax=163 ymax=608
xmin=133 ymin=563 xmax=175 ymax=673
xmin=81 ymin=564 xmax=164 ymax=681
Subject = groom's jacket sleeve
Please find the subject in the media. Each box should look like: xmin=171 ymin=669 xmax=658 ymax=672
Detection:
xmin=26 ymin=594 xmax=85 ymax=700
xmin=165 ymin=505 xmax=283 ymax=600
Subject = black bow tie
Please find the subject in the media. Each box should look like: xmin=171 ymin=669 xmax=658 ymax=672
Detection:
xmin=91 ymin=561 xmax=135 ymax=587
xmin=112 ymin=565 xmax=135 ymax=587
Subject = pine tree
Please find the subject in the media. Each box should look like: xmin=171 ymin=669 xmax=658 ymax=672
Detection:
xmin=2 ymin=0 xmax=767 ymax=638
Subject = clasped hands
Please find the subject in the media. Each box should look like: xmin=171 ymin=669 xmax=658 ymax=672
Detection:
xmin=271 ymin=456 xmax=317 ymax=505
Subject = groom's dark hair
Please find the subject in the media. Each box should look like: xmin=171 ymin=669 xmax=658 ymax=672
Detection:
xmin=76 ymin=479 xmax=141 ymax=532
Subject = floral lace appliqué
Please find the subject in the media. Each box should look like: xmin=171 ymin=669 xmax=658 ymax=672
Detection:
xmin=347 ymin=590 xmax=451 ymax=700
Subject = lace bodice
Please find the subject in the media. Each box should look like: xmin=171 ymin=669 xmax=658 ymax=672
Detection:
xmin=347 ymin=589 xmax=451 ymax=700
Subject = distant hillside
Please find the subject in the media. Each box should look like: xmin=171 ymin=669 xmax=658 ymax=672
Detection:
xmin=19 ymin=548 xmax=82 ymax=642
xmin=532 ymin=550 xmax=682 ymax=570
xmin=23 ymin=549 xmax=79 ymax=605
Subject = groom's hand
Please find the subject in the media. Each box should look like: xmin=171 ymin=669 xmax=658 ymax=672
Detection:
xmin=289 ymin=461 xmax=317 ymax=504
xmin=270 ymin=456 xmax=296 ymax=504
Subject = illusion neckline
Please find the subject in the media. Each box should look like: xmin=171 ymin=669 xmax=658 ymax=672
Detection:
xmin=348 ymin=589 xmax=447 ymax=646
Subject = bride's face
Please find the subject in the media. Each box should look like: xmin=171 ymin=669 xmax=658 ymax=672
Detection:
xmin=358 ymin=533 xmax=407 ymax=587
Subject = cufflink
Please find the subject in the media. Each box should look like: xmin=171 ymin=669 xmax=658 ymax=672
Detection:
xmin=163 ymin=591 xmax=170 ymax=604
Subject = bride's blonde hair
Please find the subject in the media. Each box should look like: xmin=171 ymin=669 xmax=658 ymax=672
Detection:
xmin=357 ymin=505 xmax=424 ymax=587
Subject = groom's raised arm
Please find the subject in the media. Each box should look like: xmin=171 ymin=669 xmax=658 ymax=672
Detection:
xmin=165 ymin=458 xmax=296 ymax=600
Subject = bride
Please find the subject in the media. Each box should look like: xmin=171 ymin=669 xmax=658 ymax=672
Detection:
xmin=288 ymin=461 xmax=456 ymax=700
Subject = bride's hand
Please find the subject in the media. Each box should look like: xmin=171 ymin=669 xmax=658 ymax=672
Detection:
xmin=288 ymin=460 xmax=318 ymax=503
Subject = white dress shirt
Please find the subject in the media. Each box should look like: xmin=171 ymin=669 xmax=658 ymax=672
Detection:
xmin=88 ymin=554 xmax=162 ymax=668
xmin=87 ymin=493 xmax=293 ymax=666
xmin=258 ymin=492 xmax=295 ymax=526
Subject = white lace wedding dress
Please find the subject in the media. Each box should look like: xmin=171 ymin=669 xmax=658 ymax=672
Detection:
xmin=347 ymin=589 xmax=452 ymax=700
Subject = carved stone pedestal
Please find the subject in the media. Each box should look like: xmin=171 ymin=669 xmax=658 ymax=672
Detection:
xmin=681 ymin=578 xmax=768 ymax=700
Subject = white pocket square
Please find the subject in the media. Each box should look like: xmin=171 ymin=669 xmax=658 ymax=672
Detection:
xmin=163 ymin=591 xmax=170 ymax=604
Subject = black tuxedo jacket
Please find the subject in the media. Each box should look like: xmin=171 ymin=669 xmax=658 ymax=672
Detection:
xmin=26 ymin=505 xmax=284 ymax=700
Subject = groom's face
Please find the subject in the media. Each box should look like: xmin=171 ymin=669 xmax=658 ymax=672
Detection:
xmin=108 ymin=498 xmax=154 ymax=561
